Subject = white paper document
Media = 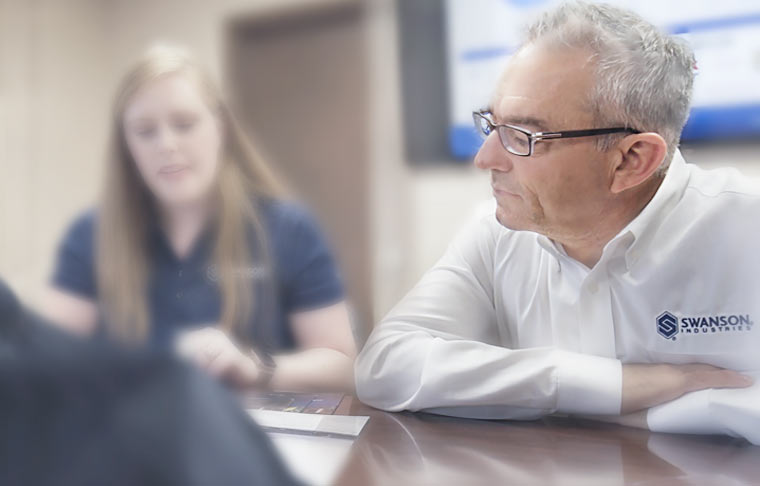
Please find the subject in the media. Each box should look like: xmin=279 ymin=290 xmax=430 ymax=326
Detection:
xmin=247 ymin=410 xmax=370 ymax=485
xmin=267 ymin=432 xmax=355 ymax=486
xmin=248 ymin=409 xmax=369 ymax=437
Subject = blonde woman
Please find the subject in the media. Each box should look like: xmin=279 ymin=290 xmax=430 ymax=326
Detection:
xmin=43 ymin=46 xmax=356 ymax=392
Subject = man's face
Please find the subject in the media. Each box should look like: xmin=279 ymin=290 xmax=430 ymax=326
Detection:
xmin=474 ymin=44 xmax=615 ymax=241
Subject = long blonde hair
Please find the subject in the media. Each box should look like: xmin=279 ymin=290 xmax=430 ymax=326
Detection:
xmin=97 ymin=46 xmax=284 ymax=343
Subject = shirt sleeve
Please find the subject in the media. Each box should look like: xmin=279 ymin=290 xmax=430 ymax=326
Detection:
xmin=646 ymin=371 xmax=760 ymax=445
xmin=274 ymin=203 xmax=344 ymax=313
xmin=355 ymin=214 xmax=622 ymax=419
xmin=51 ymin=211 xmax=97 ymax=299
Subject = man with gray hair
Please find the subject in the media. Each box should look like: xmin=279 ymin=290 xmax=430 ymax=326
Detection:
xmin=356 ymin=2 xmax=760 ymax=443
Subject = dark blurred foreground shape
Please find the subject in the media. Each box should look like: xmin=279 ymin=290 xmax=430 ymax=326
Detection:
xmin=0 ymin=279 xmax=301 ymax=486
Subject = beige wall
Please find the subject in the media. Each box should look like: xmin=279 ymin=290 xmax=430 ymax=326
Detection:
xmin=1 ymin=0 xmax=111 ymax=301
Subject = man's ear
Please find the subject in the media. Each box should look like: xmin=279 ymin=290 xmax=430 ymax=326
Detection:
xmin=609 ymin=133 xmax=667 ymax=194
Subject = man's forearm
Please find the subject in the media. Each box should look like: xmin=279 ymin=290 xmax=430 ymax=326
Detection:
xmin=355 ymin=324 xmax=623 ymax=418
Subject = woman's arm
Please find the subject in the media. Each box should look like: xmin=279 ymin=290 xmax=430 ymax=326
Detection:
xmin=270 ymin=300 xmax=357 ymax=392
xmin=176 ymin=301 xmax=357 ymax=393
xmin=43 ymin=211 xmax=99 ymax=336
xmin=40 ymin=287 xmax=98 ymax=336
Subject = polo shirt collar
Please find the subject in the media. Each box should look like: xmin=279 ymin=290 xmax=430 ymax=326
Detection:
xmin=150 ymin=223 xmax=215 ymax=266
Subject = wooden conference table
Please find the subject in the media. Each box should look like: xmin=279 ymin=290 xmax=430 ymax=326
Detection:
xmin=330 ymin=397 xmax=760 ymax=486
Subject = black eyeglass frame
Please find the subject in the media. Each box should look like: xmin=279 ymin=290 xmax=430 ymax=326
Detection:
xmin=473 ymin=110 xmax=640 ymax=157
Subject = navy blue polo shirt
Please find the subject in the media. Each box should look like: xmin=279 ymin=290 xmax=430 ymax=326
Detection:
xmin=51 ymin=200 xmax=344 ymax=351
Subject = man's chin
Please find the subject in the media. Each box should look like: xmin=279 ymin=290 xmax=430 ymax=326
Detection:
xmin=495 ymin=207 xmax=532 ymax=233
xmin=495 ymin=207 xmax=517 ymax=230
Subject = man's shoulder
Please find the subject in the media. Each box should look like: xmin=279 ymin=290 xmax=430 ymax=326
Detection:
xmin=684 ymin=163 xmax=760 ymax=202
xmin=661 ymin=163 xmax=760 ymax=248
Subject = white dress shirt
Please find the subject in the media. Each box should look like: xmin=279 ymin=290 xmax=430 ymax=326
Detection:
xmin=356 ymin=151 xmax=760 ymax=443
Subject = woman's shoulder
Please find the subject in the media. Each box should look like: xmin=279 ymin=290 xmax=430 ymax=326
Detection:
xmin=60 ymin=208 xmax=98 ymax=246
xmin=69 ymin=208 xmax=98 ymax=230
xmin=256 ymin=198 xmax=319 ymax=234
xmin=52 ymin=208 xmax=99 ymax=298
xmin=254 ymin=199 xmax=343 ymax=306
xmin=254 ymin=198 xmax=335 ymax=262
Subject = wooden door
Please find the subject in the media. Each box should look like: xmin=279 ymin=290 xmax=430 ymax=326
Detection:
xmin=227 ymin=1 xmax=371 ymax=341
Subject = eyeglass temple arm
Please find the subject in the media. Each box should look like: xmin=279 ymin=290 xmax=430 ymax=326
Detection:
xmin=535 ymin=127 xmax=640 ymax=140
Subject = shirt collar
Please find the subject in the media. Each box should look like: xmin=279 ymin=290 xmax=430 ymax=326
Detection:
xmin=150 ymin=222 xmax=215 ymax=266
xmin=618 ymin=150 xmax=691 ymax=269
xmin=536 ymin=233 xmax=565 ymax=260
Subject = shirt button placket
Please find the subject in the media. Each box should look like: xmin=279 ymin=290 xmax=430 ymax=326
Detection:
xmin=580 ymin=274 xmax=615 ymax=358
xmin=177 ymin=268 xmax=184 ymax=300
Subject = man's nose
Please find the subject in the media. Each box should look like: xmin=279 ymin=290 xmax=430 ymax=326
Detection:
xmin=474 ymin=132 xmax=513 ymax=172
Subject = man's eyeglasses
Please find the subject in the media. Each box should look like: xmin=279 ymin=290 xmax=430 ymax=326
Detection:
xmin=472 ymin=110 xmax=640 ymax=157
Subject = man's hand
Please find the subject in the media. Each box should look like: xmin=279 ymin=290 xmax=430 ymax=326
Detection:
xmin=175 ymin=327 xmax=261 ymax=388
xmin=621 ymin=363 xmax=753 ymax=414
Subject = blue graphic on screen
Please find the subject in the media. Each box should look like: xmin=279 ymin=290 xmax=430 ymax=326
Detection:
xmin=504 ymin=0 xmax=550 ymax=7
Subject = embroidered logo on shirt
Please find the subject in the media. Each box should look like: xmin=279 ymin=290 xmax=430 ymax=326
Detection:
xmin=656 ymin=311 xmax=679 ymax=339
xmin=657 ymin=311 xmax=754 ymax=340
xmin=206 ymin=264 xmax=269 ymax=282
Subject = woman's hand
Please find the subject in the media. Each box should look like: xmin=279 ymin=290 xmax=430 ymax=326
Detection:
xmin=176 ymin=327 xmax=261 ymax=388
